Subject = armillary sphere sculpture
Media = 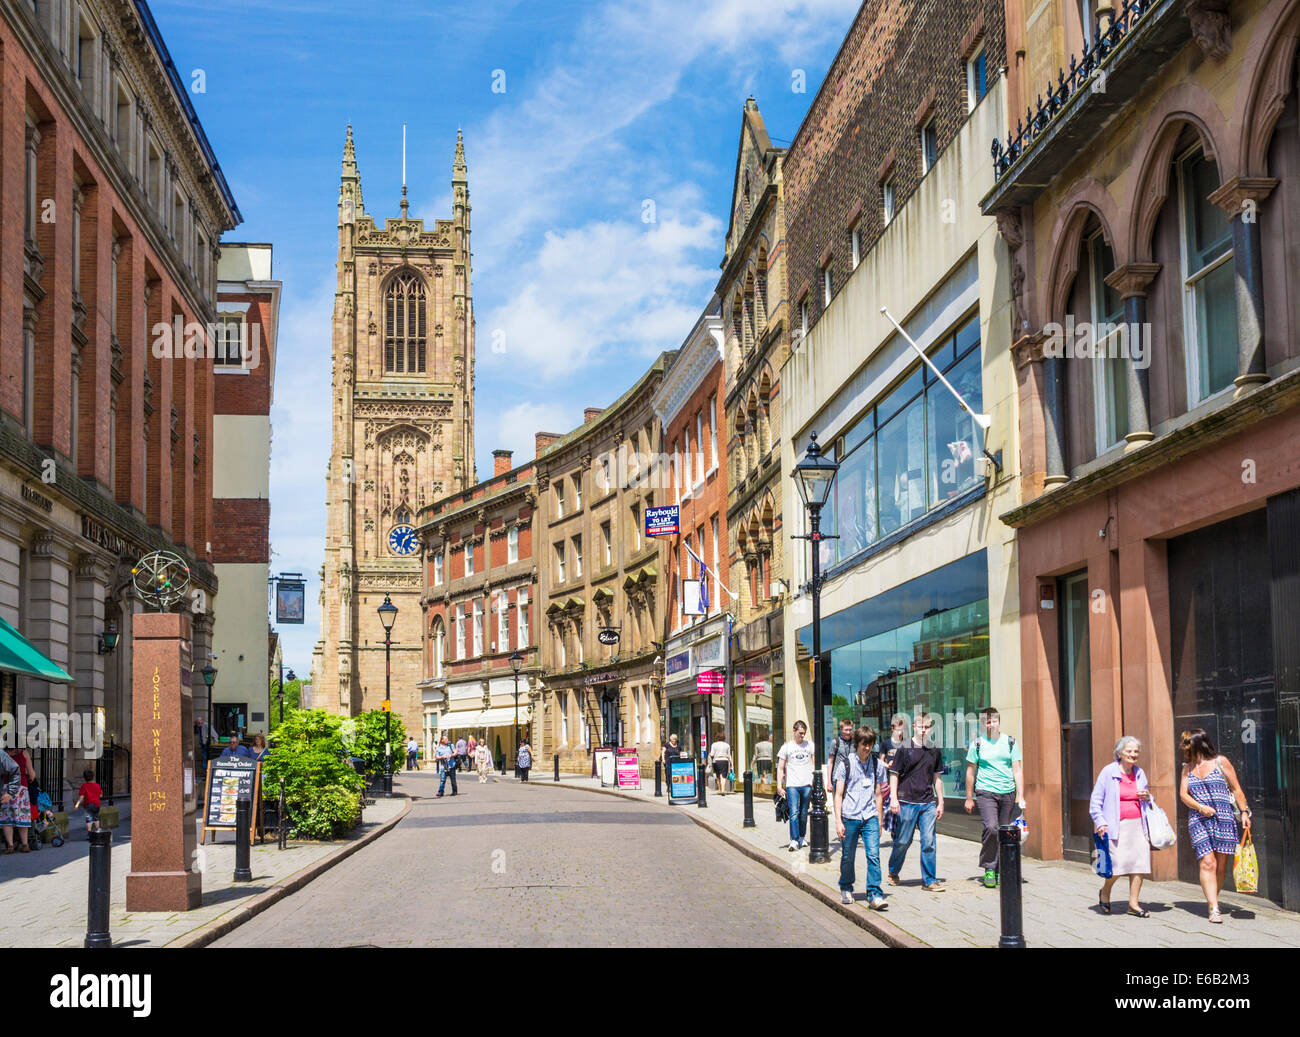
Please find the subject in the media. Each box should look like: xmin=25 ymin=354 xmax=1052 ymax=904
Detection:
xmin=131 ymin=550 xmax=192 ymax=612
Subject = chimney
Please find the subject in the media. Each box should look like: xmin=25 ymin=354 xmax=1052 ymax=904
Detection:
xmin=535 ymin=431 xmax=561 ymax=457
xmin=584 ymin=407 xmax=604 ymax=425
xmin=492 ymin=449 xmax=513 ymax=477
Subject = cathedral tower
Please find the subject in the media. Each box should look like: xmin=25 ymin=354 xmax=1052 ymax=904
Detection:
xmin=313 ymin=127 xmax=475 ymax=720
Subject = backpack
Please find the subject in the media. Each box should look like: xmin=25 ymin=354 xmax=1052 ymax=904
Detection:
xmin=970 ymin=735 xmax=1015 ymax=762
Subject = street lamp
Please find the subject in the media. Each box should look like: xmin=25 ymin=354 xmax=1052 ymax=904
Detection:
xmin=378 ymin=594 xmax=398 ymax=797
xmin=792 ymin=431 xmax=839 ymax=865
xmin=276 ymin=664 xmax=296 ymax=725
xmin=510 ymin=649 xmax=524 ymax=777
xmin=200 ymin=662 xmax=218 ymax=760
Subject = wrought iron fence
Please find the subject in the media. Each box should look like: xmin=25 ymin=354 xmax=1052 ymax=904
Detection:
xmin=32 ymin=746 xmax=65 ymax=812
xmin=991 ymin=0 xmax=1156 ymax=179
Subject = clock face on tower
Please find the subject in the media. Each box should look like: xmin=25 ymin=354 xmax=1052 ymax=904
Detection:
xmin=388 ymin=524 xmax=417 ymax=556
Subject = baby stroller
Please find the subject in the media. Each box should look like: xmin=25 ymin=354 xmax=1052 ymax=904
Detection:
xmin=31 ymin=789 xmax=64 ymax=848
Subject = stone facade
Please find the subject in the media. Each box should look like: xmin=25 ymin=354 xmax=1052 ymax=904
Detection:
xmin=312 ymin=127 xmax=475 ymax=728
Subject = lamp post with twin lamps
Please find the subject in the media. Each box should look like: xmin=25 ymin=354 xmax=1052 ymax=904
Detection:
xmin=792 ymin=431 xmax=840 ymax=865
xmin=377 ymin=594 xmax=398 ymax=797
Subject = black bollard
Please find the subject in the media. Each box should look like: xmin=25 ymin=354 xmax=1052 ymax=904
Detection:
xmin=277 ymin=777 xmax=287 ymax=851
xmin=743 ymin=770 xmax=756 ymax=828
xmin=697 ymin=760 xmax=707 ymax=808
xmin=554 ymin=754 xmax=560 ymax=782
xmin=654 ymin=759 xmax=663 ymax=797
xmin=997 ymin=824 xmax=1026 ymax=948
xmin=84 ymin=829 xmax=112 ymax=949
xmin=234 ymin=797 xmax=253 ymax=882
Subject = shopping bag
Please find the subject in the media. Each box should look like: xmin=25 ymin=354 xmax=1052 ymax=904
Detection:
xmin=727 ymin=770 xmax=735 ymax=783
xmin=1014 ymin=811 xmax=1029 ymax=844
xmin=1146 ymin=804 xmax=1177 ymax=849
xmin=1093 ymin=833 xmax=1113 ymax=878
xmin=1233 ymin=831 xmax=1259 ymax=894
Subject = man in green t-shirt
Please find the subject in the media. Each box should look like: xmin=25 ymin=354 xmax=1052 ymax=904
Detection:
xmin=964 ymin=708 xmax=1025 ymax=888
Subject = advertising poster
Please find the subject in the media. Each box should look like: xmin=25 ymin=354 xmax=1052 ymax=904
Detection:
xmin=697 ymin=669 xmax=725 ymax=694
xmin=593 ymin=746 xmax=616 ymax=787
xmin=667 ymin=758 xmax=697 ymax=803
xmin=615 ymin=747 xmax=640 ymax=789
xmin=645 ymin=505 xmax=680 ymax=538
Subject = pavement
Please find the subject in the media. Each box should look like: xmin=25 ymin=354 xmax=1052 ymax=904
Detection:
xmin=212 ymin=769 xmax=884 ymax=948
xmin=0 ymin=789 xmax=407 ymax=948
xmin=522 ymin=770 xmax=1300 ymax=949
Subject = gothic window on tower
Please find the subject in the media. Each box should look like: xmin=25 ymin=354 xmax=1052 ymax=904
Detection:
xmin=384 ymin=272 xmax=427 ymax=374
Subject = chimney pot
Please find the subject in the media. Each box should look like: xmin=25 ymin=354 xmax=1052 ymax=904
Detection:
xmin=492 ymin=449 xmax=513 ymax=477
xmin=535 ymin=431 xmax=562 ymax=457
xmin=584 ymin=407 xmax=604 ymax=424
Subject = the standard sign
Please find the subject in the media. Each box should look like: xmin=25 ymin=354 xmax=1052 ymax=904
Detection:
xmin=645 ymin=505 xmax=679 ymax=538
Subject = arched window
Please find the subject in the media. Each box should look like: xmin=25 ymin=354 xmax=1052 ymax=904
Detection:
xmin=431 ymin=618 xmax=445 ymax=678
xmin=1177 ymin=146 xmax=1235 ymax=402
xmin=384 ymin=272 xmax=427 ymax=374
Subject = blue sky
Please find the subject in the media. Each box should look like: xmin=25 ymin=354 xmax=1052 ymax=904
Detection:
xmin=149 ymin=0 xmax=860 ymax=674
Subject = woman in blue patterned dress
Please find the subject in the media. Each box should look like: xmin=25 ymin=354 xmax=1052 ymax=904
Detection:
xmin=1179 ymin=729 xmax=1251 ymax=924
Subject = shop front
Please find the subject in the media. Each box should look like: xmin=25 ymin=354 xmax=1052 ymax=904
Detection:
xmin=730 ymin=615 xmax=783 ymax=795
xmin=662 ymin=614 xmax=732 ymax=768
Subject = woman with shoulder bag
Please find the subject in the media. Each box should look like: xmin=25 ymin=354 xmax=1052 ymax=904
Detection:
xmin=1089 ymin=736 xmax=1154 ymax=917
xmin=1179 ymin=728 xmax=1251 ymax=923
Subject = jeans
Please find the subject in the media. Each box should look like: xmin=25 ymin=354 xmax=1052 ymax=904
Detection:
xmin=786 ymin=785 xmax=811 ymax=842
xmin=888 ymin=801 xmax=938 ymax=886
xmin=976 ymin=789 xmax=1017 ymax=871
xmin=438 ymin=762 xmax=458 ymax=795
xmin=839 ymin=816 xmax=883 ymax=898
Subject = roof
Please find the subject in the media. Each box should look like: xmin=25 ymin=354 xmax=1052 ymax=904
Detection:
xmin=538 ymin=352 xmax=677 ymax=461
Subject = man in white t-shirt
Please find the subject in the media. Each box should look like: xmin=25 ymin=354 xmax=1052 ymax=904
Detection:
xmin=776 ymin=720 xmax=815 ymax=851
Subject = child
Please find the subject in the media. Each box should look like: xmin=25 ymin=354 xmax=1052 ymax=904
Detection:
xmin=73 ymin=769 xmax=102 ymax=836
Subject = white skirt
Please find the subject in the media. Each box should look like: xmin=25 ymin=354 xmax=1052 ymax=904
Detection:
xmin=1111 ymin=817 xmax=1152 ymax=876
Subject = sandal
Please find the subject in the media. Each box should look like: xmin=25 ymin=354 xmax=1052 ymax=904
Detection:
xmin=1126 ymin=906 xmax=1149 ymax=918
xmin=1209 ymin=909 xmax=1223 ymax=924
xmin=1098 ymin=892 xmax=1111 ymax=914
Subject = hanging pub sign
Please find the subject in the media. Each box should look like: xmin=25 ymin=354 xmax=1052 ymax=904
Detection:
xmin=645 ymin=505 xmax=680 ymax=538
xmin=276 ymin=579 xmax=306 ymax=624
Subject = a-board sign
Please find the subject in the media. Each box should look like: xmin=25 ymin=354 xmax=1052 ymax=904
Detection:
xmin=645 ymin=505 xmax=679 ymax=538
xmin=593 ymin=746 xmax=616 ymax=787
xmin=616 ymin=747 xmax=640 ymax=789
xmin=667 ymin=758 xmax=697 ymax=803
xmin=201 ymin=757 xmax=261 ymax=844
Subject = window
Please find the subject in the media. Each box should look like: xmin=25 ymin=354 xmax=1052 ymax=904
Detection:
xmin=851 ymin=227 xmax=861 ymax=270
xmin=560 ymin=690 xmax=569 ymax=746
xmin=822 ymin=263 xmax=833 ymax=306
xmin=555 ymin=542 xmax=566 ymax=583
xmin=434 ymin=552 xmax=443 ymax=585
xmin=384 ymin=272 xmax=427 ymax=374
xmin=214 ymin=317 xmax=244 ymax=367
xmin=1079 ymin=0 xmax=1098 ymax=46
xmin=883 ymin=178 xmax=897 ymax=224
xmin=711 ymin=516 xmax=720 ymax=614
xmin=114 ymin=82 xmax=131 ymax=157
xmin=507 ymin=526 xmax=519 ymax=563
xmin=518 ymin=588 xmax=529 ymax=645
xmin=77 ymin=18 xmax=96 ymax=96
xmin=24 ymin=122 xmax=38 ymax=243
xmin=601 ymin=520 xmax=612 ymax=566
xmin=455 ymin=605 xmax=465 ymax=659
xmin=1088 ymin=230 xmax=1128 ymax=450
xmin=967 ymin=43 xmax=989 ymax=112
xmin=497 ymin=592 xmax=509 ymax=649
xmin=472 ymin=599 xmax=483 ymax=657
xmin=172 ymin=191 xmax=184 ymax=244
xmin=557 ymin=628 xmax=567 ymax=668
xmin=630 ymin=503 xmax=641 ymax=551
xmin=1178 ymin=148 xmax=1236 ymax=402
xmin=432 ymin=620 xmax=445 ymax=678
xmin=572 ymin=473 xmax=582 ymax=510
xmin=682 ymin=428 xmax=691 ymax=493
xmin=464 ymin=541 xmax=474 ymax=577
xmin=921 ymin=118 xmax=938 ymax=174
xmin=556 ymin=481 xmax=565 ymax=518
xmin=709 ymin=395 xmax=718 ymax=469
xmin=575 ymin=617 xmax=584 ymax=664
xmin=572 ymin=535 xmax=583 ymax=578
xmin=147 ymin=141 xmax=162 ymax=212
xmin=695 ymin=412 xmax=704 ymax=483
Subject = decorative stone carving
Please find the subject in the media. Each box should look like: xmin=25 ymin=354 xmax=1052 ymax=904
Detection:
xmin=1186 ymin=0 xmax=1231 ymax=62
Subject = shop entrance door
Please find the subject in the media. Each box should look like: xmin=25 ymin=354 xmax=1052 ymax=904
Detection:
xmin=1059 ymin=571 xmax=1094 ymax=863
xmin=1170 ymin=508 xmax=1285 ymax=905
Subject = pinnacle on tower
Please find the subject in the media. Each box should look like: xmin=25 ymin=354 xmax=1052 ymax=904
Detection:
xmin=342 ymin=123 xmax=357 ymax=177
xmin=453 ymin=128 xmax=467 ymax=182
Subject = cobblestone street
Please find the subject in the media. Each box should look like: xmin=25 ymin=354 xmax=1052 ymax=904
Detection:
xmin=212 ymin=770 xmax=883 ymax=948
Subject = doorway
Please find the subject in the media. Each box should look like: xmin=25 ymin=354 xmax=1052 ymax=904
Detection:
xmin=1059 ymin=570 xmax=1093 ymax=863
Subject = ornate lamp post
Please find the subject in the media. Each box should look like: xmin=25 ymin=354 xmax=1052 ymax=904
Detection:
xmin=510 ymin=649 xmax=524 ymax=775
xmin=377 ymin=594 xmax=398 ymax=796
xmin=792 ymin=432 xmax=840 ymax=865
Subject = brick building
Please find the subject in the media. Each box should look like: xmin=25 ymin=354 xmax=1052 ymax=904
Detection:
xmin=780 ymin=0 xmax=1020 ymax=848
xmin=416 ymin=450 xmax=537 ymax=765
xmin=209 ymin=242 xmax=279 ymax=740
xmin=0 ymin=0 xmax=239 ymax=798
xmin=984 ymin=0 xmax=1300 ymax=907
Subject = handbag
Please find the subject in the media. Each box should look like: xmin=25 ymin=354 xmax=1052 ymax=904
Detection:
xmin=1093 ymin=832 xmax=1113 ymax=878
xmin=1146 ymin=803 xmax=1177 ymax=850
xmin=727 ymin=769 xmax=735 ymax=783
xmin=1233 ymin=831 xmax=1259 ymax=894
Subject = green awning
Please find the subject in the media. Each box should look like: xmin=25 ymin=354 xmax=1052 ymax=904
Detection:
xmin=0 ymin=614 xmax=73 ymax=683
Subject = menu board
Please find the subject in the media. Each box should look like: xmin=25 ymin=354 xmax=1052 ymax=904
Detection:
xmin=667 ymin=759 xmax=697 ymax=803
xmin=201 ymin=758 xmax=261 ymax=844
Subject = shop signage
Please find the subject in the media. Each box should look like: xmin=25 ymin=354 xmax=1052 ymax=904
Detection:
xmin=597 ymin=628 xmax=620 ymax=646
xmin=697 ymin=669 xmax=725 ymax=694
xmin=80 ymin=514 xmax=142 ymax=558
xmin=615 ymin=747 xmax=640 ymax=789
xmin=747 ymin=673 xmax=767 ymax=695
xmin=695 ymin=635 xmax=723 ymax=667
xmin=667 ymin=758 xmax=697 ymax=803
xmin=21 ymin=484 xmax=53 ymax=513
xmin=645 ymin=505 xmax=679 ymax=538
xmin=665 ymin=650 xmax=690 ymax=676
xmin=583 ymin=670 xmax=619 ymax=687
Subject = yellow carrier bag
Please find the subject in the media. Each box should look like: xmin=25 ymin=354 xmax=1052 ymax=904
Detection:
xmin=1233 ymin=830 xmax=1258 ymax=894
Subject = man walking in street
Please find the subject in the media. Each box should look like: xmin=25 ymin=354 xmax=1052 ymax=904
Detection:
xmin=776 ymin=720 xmax=815 ymax=851
xmin=455 ymin=736 xmax=468 ymax=774
xmin=827 ymin=717 xmax=855 ymax=798
xmin=406 ymin=736 xmax=419 ymax=771
xmin=834 ymin=725 xmax=887 ymax=910
xmin=435 ymin=735 xmax=458 ymax=797
xmin=887 ymin=712 xmax=946 ymax=892
xmin=964 ymin=707 xmax=1025 ymax=888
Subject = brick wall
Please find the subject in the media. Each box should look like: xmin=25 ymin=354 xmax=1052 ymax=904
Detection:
xmin=209 ymin=498 xmax=270 ymax=562
xmin=784 ymin=0 xmax=1006 ymax=331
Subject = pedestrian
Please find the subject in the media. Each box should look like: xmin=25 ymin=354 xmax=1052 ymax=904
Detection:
xmin=877 ymin=714 xmax=908 ymax=840
xmin=753 ymin=736 xmax=773 ymax=784
xmin=1179 ymin=728 xmax=1251 ymax=924
xmin=1 ymin=747 xmax=35 ymax=853
xmin=661 ymin=733 xmax=683 ymax=771
xmin=708 ymin=734 xmax=732 ymax=794
xmin=219 ymin=735 xmax=252 ymax=759
xmin=834 ymin=725 xmax=888 ymax=910
xmin=776 ymin=720 xmax=815 ymax=851
xmin=73 ymin=768 xmax=102 ymax=837
xmin=475 ymin=740 xmax=492 ymax=782
xmin=455 ymin=735 xmax=468 ymax=773
xmin=406 ymin=736 xmax=419 ymax=771
xmin=435 ymin=735 xmax=458 ymax=797
xmin=963 ymin=707 xmax=1025 ymax=888
xmin=1089 ymin=735 xmax=1153 ymax=917
xmin=827 ymin=716 xmax=855 ymax=798
xmin=887 ymin=712 xmax=946 ymax=892
xmin=467 ymin=734 xmax=477 ymax=770
xmin=517 ymin=741 xmax=532 ymax=782
xmin=248 ymin=733 xmax=270 ymax=763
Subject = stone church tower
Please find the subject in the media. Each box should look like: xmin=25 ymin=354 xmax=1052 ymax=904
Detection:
xmin=313 ymin=126 xmax=475 ymax=722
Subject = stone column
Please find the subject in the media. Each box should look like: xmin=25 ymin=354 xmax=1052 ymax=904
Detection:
xmin=1208 ymin=176 xmax=1278 ymax=391
xmin=27 ymin=533 xmax=71 ymax=716
xmin=1104 ymin=263 xmax=1162 ymax=446
xmin=72 ymin=555 xmax=109 ymax=762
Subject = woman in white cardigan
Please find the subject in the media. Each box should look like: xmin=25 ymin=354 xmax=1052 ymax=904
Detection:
xmin=1089 ymin=735 xmax=1154 ymax=917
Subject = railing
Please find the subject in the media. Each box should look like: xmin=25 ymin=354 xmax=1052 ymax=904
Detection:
xmin=32 ymin=747 xmax=65 ymax=812
xmin=991 ymin=0 xmax=1157 ymax=180
xmin=94 ymin=738 xmax=131 ymax=806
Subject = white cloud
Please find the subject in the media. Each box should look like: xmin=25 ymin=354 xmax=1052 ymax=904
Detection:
xmin=487 ymin=400 xmax=580 ymax=464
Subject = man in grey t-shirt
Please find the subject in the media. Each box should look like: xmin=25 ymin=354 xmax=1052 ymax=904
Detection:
xmin=833 ymin=726 xmax=887 ymax=909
